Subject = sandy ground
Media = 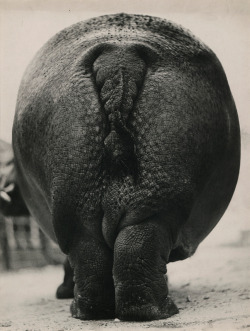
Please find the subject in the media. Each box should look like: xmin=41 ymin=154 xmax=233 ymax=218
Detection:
xmin=0 ymin=242 xmax=249 ymax=331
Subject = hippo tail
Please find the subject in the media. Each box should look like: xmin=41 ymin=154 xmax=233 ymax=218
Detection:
xmin=92 ymin=44 xmax=147 ymax=178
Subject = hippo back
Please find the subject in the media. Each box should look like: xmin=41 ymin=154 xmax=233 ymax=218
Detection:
xmin=13 ymin=14 xmax=240 ymax=256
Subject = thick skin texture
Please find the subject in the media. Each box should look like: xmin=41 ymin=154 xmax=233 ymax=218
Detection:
xmin=12 ymin=14 xmax=240 ymax=320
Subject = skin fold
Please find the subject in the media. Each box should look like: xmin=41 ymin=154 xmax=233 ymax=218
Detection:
xmin=2 ymin=13 xmax=240 ymax=320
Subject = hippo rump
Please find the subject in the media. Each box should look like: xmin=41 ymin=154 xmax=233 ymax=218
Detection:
xmin=9 ymin=13 xmax=240 ymax=321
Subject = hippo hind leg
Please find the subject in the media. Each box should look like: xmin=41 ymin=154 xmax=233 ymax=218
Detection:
xmin=56 ymin=257 xmax=74 ymax=299
xmin=113 ymin=217 xmax=179 ymax=321
xmin=69 ymin=229 xmax=115 ymax=319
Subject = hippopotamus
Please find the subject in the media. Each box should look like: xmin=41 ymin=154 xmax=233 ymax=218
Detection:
xmin=6 ymin=13 xmax=241 ymax=321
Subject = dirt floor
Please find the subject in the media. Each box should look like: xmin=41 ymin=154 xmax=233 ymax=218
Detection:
xmin=0 ymin=241 xmax=249 ymax=331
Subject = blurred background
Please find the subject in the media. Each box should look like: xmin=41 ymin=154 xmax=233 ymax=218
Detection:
xmin=0 ymin=0 xmax=249 ymax=271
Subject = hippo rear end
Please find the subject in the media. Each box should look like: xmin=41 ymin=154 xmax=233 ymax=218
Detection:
xmin=12 ymin=14 xmax=240 ymax=321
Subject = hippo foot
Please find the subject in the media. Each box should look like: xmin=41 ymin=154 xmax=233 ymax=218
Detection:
xmin=70 ymin=295 xmax=115 ymax=320
xmin=113 ymin=220 xmax=179 ymax=321
xmin=56 ymin=283 xmax=74 ymax=299
xmin=56 ymin=258 xmax=74 ymax=299
xmin=68 ymin=232 xmax=115 ymax=320
xmin=116 ymin=296 xmax=179 ymax=321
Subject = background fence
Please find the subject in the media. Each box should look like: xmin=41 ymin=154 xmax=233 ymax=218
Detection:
xmin=0 ymin=215 xmax=64 ymax=271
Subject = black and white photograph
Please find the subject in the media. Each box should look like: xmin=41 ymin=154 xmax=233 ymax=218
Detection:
xmin=0 ymin=1 xmax=249 ymax=330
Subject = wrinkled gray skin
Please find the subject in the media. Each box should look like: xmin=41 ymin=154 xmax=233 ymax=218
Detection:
xmin=12 ymin=13 xmax=240 ymax=321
